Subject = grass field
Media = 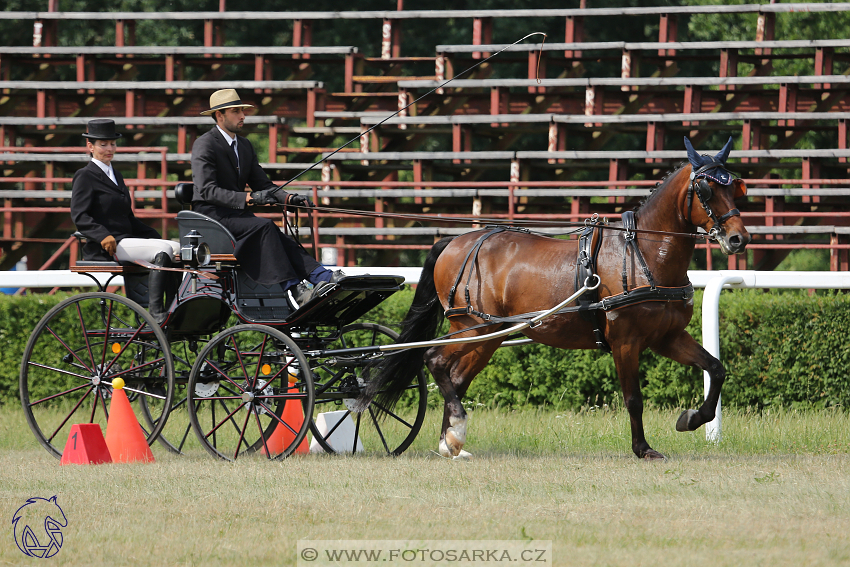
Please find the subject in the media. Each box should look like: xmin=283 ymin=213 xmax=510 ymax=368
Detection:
xmin=1 ymin=404 xmax=849 ymax=566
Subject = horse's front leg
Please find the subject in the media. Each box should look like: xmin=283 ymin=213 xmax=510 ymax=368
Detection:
xmin=611 ymin=342 xmax=666 ymax=460
xmin=651 ymin=330 xmax=725 ymax=432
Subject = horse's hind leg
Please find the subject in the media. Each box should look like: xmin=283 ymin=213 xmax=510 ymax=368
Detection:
xmin=651 ymin=330 xmax=725 ymax=432
xmin=425 ymin=334 xmax=503 ymax=458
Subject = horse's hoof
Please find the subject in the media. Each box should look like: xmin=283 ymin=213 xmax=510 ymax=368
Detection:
xmin=448 ymin=415 xmax=468 ymax=440
xmin=438 ymin=438 xmax=453 ymax=458
xmin=453 ymin=450 xmax=473 ymax=461
xmin=642 ymin=449 xmax=666 ymax=461
xmin=445 ymin=429 xmax=464 ymax=456
xmin=676 ymin=409 xmax=702 ymax=432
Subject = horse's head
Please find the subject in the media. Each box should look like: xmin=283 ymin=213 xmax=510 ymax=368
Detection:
xmin=683 ymin=136 xmax=751 ymax=255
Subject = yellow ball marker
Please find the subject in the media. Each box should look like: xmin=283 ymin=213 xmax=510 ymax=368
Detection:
xmin=261 ymin=364 xmax=271 ymax=376
xmin=111 ymin=342 xmax=122 ymax=354
xmin=112 ymin=378 xmax=125 ymax=390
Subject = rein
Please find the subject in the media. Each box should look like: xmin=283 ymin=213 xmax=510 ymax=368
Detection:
xmin=292 ymin=203 xmax=714 ymax=241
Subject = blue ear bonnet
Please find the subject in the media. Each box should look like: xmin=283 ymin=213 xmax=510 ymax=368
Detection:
xmin=684 ymin=136 xmax=735 ymax=185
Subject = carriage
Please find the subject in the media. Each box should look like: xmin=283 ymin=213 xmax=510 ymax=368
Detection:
xmin=19 ymin=183 xmax=428 ymax=462
xmin=20 ymin=137 xmax=751 ymax=462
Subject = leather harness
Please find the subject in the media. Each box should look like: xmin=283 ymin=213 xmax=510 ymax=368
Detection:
xmin=444 ymin=220 xmax=694 ymax=352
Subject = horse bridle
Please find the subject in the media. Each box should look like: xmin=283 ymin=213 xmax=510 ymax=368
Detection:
xmin=686 ymin=159 xmax=741 ymax=237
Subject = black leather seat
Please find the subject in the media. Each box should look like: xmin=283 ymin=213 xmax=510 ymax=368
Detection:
xmin=176 ymin=211 xmax=238 ymax=256
xmin=173 ymin=183 xmax=237 ymax=256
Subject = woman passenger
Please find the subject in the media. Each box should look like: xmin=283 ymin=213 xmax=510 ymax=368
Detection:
xmin=70 ymin=119 xmax=179 ymax=322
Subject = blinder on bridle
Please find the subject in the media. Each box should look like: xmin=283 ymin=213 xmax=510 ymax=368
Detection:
xmin=686 ymin=156 xmax=745 ymax=229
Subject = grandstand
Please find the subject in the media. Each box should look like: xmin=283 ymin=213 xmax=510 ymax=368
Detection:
xmin=1 ymin=3 xmax=849 ymax=275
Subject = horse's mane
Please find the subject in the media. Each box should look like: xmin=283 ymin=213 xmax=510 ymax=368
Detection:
xmin=636 ymin=161 xmax=687 ymax=212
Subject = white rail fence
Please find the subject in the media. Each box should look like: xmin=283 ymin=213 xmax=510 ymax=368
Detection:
xmin=2 ymin=268 xmax=848 ymax=441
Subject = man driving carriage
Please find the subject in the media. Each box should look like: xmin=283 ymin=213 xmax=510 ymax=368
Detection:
xmin=190 ymin=89 xmax=342 ymax=305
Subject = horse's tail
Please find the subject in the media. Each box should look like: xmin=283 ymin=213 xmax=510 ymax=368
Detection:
xmin=359 ymin=236 xmax=454 ymax=412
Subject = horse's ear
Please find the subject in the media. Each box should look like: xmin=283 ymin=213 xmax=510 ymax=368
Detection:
xmin=715 ymin=136 xmax=734 ymax=163
xmin=733 ymin=178 xmax=747 ymax=199
xmin=684 ymin=136 xmax=699 ymax=169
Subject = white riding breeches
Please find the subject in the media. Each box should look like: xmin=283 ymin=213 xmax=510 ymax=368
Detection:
xmin=114 ymin=238 xmax=180 ymax=264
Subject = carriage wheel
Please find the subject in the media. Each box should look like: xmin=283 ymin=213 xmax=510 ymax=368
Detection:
xmin=310 ymin=323 xmax=427 ymax=456
xmin=187 ymin=325 xmax=313 ymax=461
xmin=19 ymin=292 xmax=175 ymax=460
xmin=139 ymin=337 xmax=202 ymax=454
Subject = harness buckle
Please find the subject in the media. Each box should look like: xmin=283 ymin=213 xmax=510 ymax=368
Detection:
xmin=585 ymin=212 xmax=600 ymax=227
xmin=708 ymin=227 xmax=720 ymax=241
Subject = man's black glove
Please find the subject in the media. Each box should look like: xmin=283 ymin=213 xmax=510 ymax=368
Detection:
xmin=249 ymin=188 xmax=286 ymax=206
xmin=287 ymin=194 xmax=315 ymax=208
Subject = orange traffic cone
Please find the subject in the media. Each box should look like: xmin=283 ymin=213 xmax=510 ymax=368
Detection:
xmin=262 ymin=374 xmax=309 ymax=457
xmin=104 ymin=378 xmax=155 ymax=463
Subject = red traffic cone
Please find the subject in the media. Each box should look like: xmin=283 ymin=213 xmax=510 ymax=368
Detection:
xmin=104 ymin=378 xmax=155 ymax=463
xmin=262 ymin=375 xmax=308 ymax=457
xmin=60 ymin=423 xmax=112 ymax=465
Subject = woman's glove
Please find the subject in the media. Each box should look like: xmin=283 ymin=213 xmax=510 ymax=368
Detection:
xmin=101 ymin=235 xmax=117 ymax=256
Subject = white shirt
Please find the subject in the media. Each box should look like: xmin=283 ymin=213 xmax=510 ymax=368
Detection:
xmin=91 ymin=158 xmax=118 ymax=186
xmin=216 ymin=125 xmax=239 ymax=170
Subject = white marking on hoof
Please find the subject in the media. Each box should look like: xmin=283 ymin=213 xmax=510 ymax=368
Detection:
xmin=452 ymin=450 xmax=473 ymax=461
xmin=438 ymin=438 xmax=453 ymax=458
xmin=448 ymin=415 xmax=468 ymax=442
xmin=445 ymin=429 xmax=463 ymax=457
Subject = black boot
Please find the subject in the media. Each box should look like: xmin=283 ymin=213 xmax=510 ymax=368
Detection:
xmin=290 ymin=270 xmax=347 ymax=307
xmin=148 ymin=252 xmax=174 ymax=324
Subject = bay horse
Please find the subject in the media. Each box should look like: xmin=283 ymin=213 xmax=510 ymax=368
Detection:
xmin=361 ymin=138 xmax=750 ymax=460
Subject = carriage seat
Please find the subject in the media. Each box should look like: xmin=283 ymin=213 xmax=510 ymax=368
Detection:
xmin=70 ymin=231 xmax=123 ymax=272
xmin=69 ymin=231 xmax=150 ymax=306
xmin=173 ymin=183 xmax=297 ymax=321
xmin=175 ymin=183 xmax=238 ymax=263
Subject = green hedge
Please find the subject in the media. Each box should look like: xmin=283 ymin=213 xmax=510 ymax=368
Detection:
xmin=2 ymin=289 xmax=849 ymax=410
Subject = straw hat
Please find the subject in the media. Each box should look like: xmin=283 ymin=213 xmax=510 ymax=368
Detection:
xmin=200 ymin=89 xmax=255 ymax=116
xmin=82 ymin=119 xmax=122 ymax=140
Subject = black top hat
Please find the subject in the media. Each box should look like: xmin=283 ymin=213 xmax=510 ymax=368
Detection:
xmin=82 ymin=119 xmax=123 ymax=140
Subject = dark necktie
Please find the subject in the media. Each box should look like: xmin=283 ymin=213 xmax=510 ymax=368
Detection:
xmin=231 ymin=139 xmax=239 ymax=172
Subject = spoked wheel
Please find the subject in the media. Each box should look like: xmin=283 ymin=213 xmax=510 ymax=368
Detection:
xmin=20 ymin=292 xmax=175 ymax=459
xmin=187 ymin=325 xmax=313 ymax=461
xmin=310 ymin=323 xmax=427 ymax=456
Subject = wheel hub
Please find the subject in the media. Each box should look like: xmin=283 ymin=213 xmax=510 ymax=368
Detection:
xmin=250 ymin=380 xmax=274 ymax=414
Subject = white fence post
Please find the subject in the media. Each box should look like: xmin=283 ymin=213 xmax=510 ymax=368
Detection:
xmin=700 ymin=272 xmax=744 ymax=442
